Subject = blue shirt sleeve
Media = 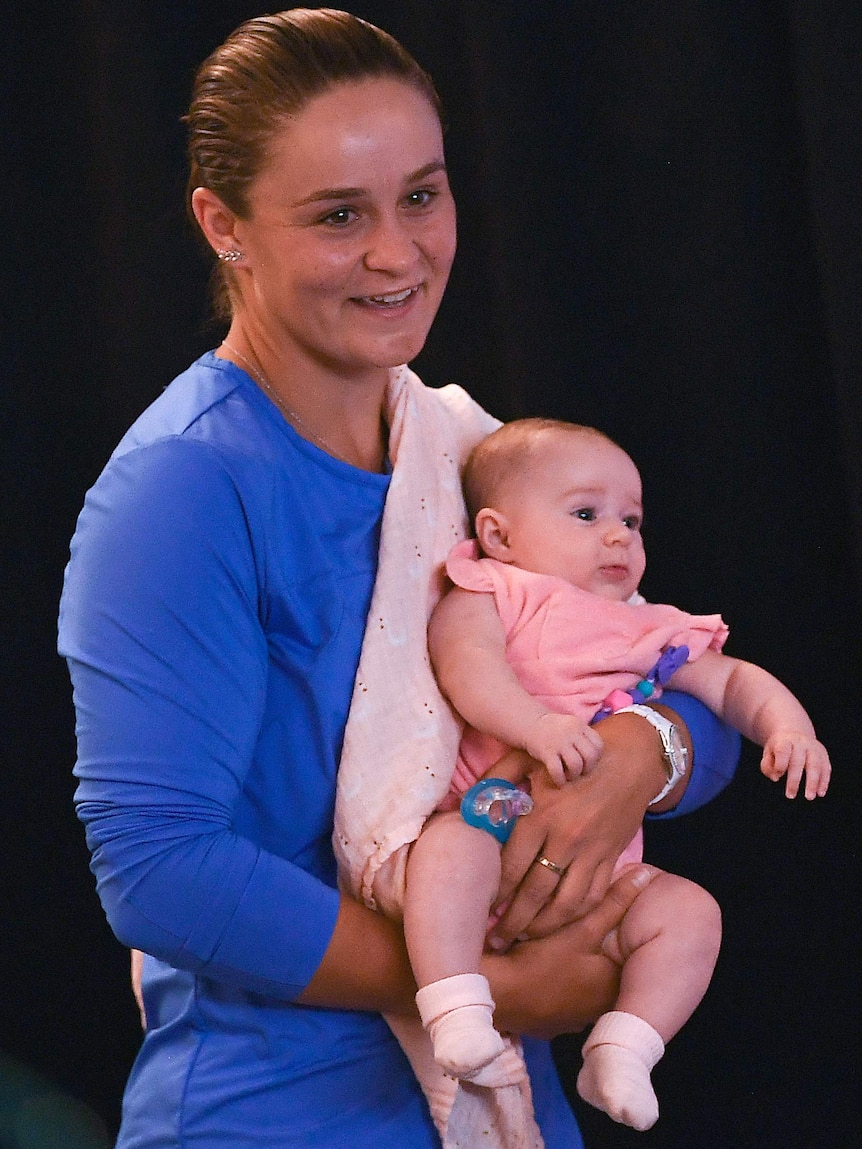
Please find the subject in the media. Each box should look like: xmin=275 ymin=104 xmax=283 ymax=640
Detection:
xmin=646 ymin=689 xmax=741 ymax=819
xmin=59 ymin=438 xmax=340 ymax=1000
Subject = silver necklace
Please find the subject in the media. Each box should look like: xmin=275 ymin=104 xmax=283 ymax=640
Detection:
xmin=220 ymin=341 xmax=338 ymax=457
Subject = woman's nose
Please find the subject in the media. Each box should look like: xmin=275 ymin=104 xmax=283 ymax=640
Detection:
xmin=363 ymin=213 xmax=415 ymax=273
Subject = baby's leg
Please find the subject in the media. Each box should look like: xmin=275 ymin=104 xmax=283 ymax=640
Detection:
xmin=610 ymin=869 xmax=722 ymax=1040
xmin=405 ymin=810 xmax=505 ymax=1078
xmin=577 ymin=869 xmax=721 ymax=1130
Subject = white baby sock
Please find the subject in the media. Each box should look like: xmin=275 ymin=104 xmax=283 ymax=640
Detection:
xmin=415 ymin=973 xmax=506 ymax=1079
xmin=576 ymin=1010 xmax=665 ymax=1131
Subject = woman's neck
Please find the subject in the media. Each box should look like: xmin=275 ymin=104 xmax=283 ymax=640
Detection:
xmin=217 ymin=325 xmax=390 ymax=473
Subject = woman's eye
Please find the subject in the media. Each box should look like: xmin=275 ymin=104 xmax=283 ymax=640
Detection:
xmin=574 ymin=508 xmax=595 ymax=521
xmin=405 ymin=188 xmax=436 ymax=208
xmin=321 ymin=207 xmax=357 ymax=227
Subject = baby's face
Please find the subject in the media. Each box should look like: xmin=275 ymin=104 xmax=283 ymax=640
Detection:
xmin=494 ymin=432 xmax=646 ymax=601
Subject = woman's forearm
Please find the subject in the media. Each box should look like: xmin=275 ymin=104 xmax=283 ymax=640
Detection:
xmin=295 ymin=888 xmax=618 ymax=1025
xmin=641 ymin=701 xmax=694 ymax=812
xmin=296 ymin=895 xmax=418 ymax=1014
xmin=298 ymin=864 xmax=654 ymax=1034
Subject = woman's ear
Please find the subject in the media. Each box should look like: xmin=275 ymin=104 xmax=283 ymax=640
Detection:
xmin=191 ymin=186 xmax=242 ymax=257
xmin=474 ymin=507 xmax=512 ymax=562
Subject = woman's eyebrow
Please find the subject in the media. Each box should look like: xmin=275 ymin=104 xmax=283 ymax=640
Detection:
xmin=293 ymin=160 xmax=448 ymax=208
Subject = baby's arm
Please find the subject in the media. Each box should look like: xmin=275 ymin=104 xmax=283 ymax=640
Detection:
xmin=429 ymin=586 xmax=603 ymax=784
xmin=671 ymin=651 xmax=831 ymax=799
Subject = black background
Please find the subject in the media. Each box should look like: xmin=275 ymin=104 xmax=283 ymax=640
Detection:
xmin=4 ymin=3 xmax=860 ymax=1146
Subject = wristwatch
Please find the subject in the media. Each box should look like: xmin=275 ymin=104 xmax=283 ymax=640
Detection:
xmin=614 ymin=704 xmax=688 ymax=806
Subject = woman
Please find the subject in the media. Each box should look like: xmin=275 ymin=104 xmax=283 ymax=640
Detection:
xmin=58 ymin=10 xmax=738 ymax=1148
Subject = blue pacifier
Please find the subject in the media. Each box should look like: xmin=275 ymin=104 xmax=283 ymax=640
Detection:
xmin=460 ymin=777 xmax=534 ymax=844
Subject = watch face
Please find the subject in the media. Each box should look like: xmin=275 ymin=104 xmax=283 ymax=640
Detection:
xmin=668 ymin=726 xmax=688 ymax=771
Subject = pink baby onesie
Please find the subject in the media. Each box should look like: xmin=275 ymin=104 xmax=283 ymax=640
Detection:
xmin=444 ymin=539 xmax=729 ymax=866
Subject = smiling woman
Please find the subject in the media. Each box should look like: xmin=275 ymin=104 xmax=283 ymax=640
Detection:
xmin=194 ymin=75 xmax=457 ymax=472
xmin=57 ymin=9 xmax=740 ymax=1149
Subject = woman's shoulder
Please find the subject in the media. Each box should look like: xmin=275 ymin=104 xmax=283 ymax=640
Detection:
xmin=429 ymin=381 xmax=500 ymax=436
xmin=110 ymin=352 xmax=263 ymax=464
xmin=75 ymin=355 xmax=284 ymax=548
xmin=100 ymin=351 xmax=352 ymax=504
xmin=393 ymin=368 xmax=501 ymax=468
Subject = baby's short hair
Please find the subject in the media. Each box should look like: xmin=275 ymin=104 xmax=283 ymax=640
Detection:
xmin=463 ymin=417 xmax=618 ymax=524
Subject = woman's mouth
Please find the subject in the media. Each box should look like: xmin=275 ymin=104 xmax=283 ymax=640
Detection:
xmin=354 ymin=286 xmax=420 ymax=308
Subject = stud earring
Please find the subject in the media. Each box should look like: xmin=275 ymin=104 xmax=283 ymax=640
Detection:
xmin=216 ymin=249 xmax=243 ymax=263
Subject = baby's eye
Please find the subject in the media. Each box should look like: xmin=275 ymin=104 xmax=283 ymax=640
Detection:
xmin=573 ymin=507 xmax=595 ymax=521
xmin=622 ymin=514 xmax=642 ymax=530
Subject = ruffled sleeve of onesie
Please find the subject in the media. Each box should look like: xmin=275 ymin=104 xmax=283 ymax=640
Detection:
xmin=678 ymin=610 xmax=729 ymax=660
xmin=445 ymin=538 xmax=498 ymax=593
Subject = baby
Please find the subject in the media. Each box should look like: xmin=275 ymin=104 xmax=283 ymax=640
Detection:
xmin=405 ymin=417 xmax=830 ymax=1131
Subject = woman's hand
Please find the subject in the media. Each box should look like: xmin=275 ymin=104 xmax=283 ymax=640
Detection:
xmin=488 ymin=708 xmax=690 ymax=950
xmin=484 ymin=864 xmax=655 ymax=1038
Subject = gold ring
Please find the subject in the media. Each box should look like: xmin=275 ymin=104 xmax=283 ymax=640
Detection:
xmin=535 ymin=855 xmax=568 ymax=877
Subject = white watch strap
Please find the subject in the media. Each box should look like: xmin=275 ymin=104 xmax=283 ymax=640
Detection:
xmin=613 ymin=704 xmax=686 ymax=806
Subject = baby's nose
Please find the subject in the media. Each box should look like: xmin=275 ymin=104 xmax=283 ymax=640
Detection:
xmin=604 ymin=520 xmax=631 ymax=543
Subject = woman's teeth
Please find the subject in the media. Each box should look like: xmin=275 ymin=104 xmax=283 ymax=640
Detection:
xmin=364 ymin=287 xmax=415 ymax=305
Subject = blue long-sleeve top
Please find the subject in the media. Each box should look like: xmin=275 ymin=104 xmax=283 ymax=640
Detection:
xmin=58 ymin=353 xmax=739 ymax=1148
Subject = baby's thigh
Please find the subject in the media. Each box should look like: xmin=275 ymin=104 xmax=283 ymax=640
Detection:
xmin=602 ymin=867 xmax=722 ymax=965
xmin=408 ymin=810 xmax=503 ymax=896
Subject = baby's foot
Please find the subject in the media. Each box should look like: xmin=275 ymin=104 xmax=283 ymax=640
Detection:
xmin=577 ymin=1042 xmax=658 ymax=1130
xmin=429 ymin=1003 xmax=506 ymax=1078
xmin=576 ymin=1011 xmax=664 ymax=1132
xmin=416 ymin=973 xmax=505 ymax=1079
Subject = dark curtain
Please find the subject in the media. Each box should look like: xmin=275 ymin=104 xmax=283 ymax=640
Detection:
xmin=5 ymin=3 xmax=859 ymax=1146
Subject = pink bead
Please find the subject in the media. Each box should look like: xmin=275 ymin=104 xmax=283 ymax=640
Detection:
xmin=606 ymin=689 xmax=634 ymax=712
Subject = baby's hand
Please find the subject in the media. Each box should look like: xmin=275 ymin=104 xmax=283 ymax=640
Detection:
xmin=523 ymin=712 xmax=604 ymax=787
xmin=761 ymin=731 xmax=832 ymax=799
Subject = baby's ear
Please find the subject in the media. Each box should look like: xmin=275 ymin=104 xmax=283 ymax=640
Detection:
xmin=475 ymin=508 xmax=512 ymax=561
